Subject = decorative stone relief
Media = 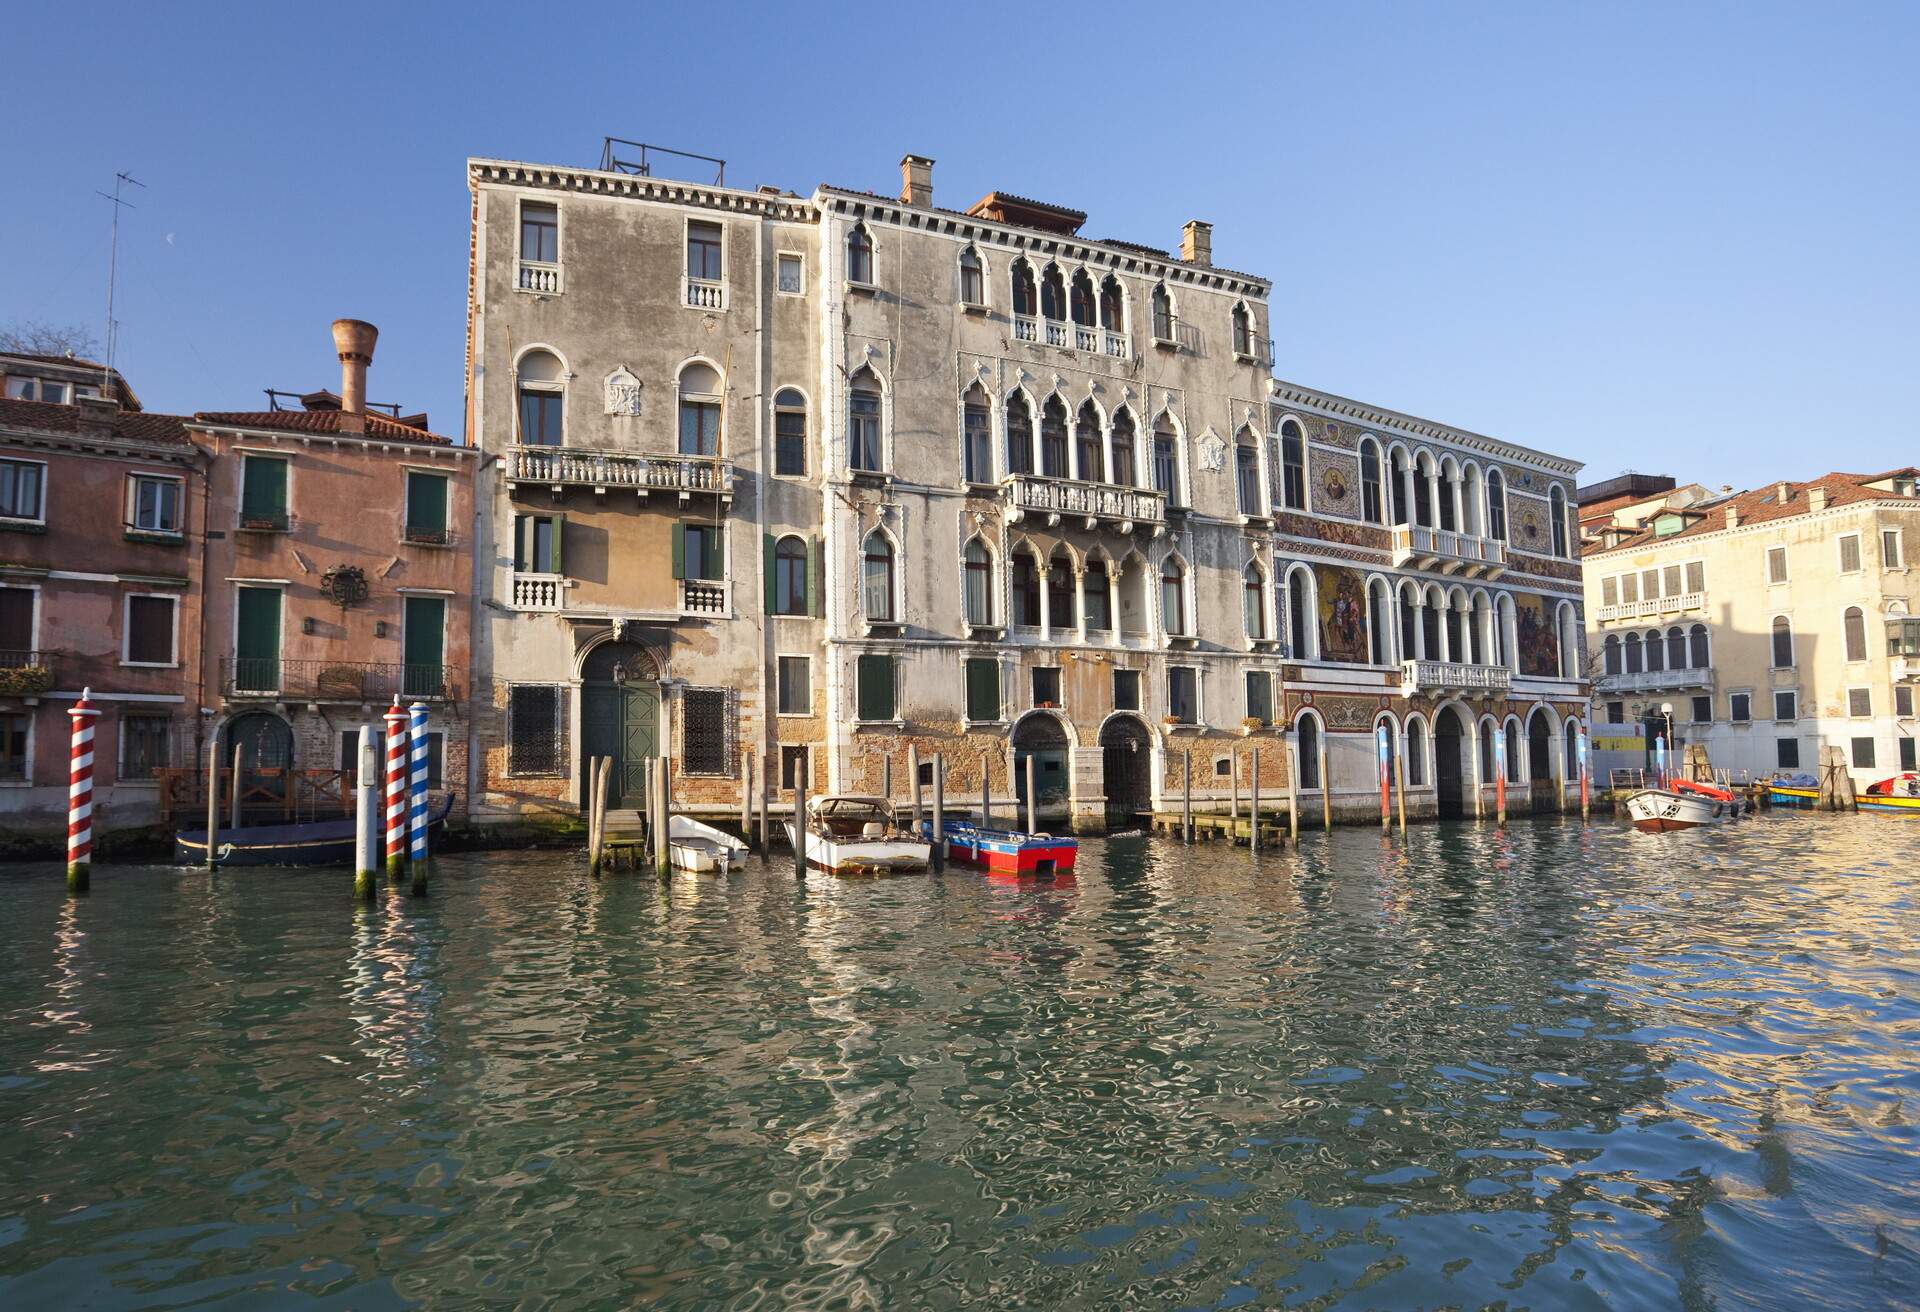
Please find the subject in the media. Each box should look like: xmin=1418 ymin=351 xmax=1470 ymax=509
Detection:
xmin=604 ymin=367 xmax=642 ymax=416
xmin=1196 ymin=432 xmax=1227 ymax=473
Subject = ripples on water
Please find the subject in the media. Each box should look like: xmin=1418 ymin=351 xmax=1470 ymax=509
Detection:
xmin=1 ymin=815 xmax=1917 ymax=1310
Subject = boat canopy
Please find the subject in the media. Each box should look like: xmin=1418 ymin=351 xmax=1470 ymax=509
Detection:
xmin=808 ymin=795 xmax=891 ymax=820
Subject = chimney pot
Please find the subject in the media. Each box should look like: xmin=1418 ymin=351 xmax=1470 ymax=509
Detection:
xmin=899 ymin=154 xmax=934 ymax=208
xmin=331 ymin=318 xmax=377 ymax=422
xmin=1181 ymin=220 xmax=1213 ymax=267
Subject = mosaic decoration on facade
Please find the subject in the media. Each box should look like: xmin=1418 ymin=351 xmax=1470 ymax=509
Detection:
xmin=1292 ymin=691 xmax=1382 ymax=732
xmin=1313 ymin=563 xmax=1371 ymax=665
xmin=1274 ymin=512 xmax=1390 ymax=552
xmin=1311 ymin=451 xmax=1360 ymax=519
xmin=1514 ymin=592 xmax=1561 ymax=677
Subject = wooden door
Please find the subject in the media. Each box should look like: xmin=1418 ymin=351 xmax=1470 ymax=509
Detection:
xmin=234 ymin=587 xmax=281 ymax=692
xmin=581 ymin=680 xmax=658 ymax=809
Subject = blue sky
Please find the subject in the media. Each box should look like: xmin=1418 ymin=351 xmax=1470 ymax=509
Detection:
xmin=7 ymin=1 xmax=1915 ymax=487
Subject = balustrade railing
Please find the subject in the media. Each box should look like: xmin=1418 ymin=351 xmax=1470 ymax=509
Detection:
xmin=221 ymin=658 xmax=456 ymax=701
xmin=1596 ymin=591 xmax=1706 ymax=623
xmin=684 ymin=278 xmax=725 ymax=310
xmin=1004 ymin=473 xmax=1167 ymax=527
xmin=1391 ymin=524 xmax=1507 ymax=573
xmin=1596 ymin=666 xmax=1713 ymax=693
xmin=1043 ymin=319 xmax=1071 ymax=348
xmin=680 ymin=578 xmax=729 ymax=615
xmin=1012 ymin=315 xmax=1038 ymax=343
xmin=509 ymin=446 xmax=734 ymax=495
xmin=511 ymin=572 xmax=566 ymax=611
xmin=517 ymin=260 xmax=563 ymax=294
xmin=1400 ymin=659 xmax=1514 ymax=694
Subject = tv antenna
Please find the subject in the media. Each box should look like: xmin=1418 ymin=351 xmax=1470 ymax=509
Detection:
xmin=97 ymin=171 xmax=145 ymax=394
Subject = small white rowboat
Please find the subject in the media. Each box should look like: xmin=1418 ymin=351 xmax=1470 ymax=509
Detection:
xmin=668 ymin=814 xmax=750 ymax=873
xmin=783 ymin=795 xmax=930 ymax=877
xmin=1625 ymin=786 xmax=1724 ymax=833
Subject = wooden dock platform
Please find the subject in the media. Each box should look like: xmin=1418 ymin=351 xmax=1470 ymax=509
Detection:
xmin=1147 ymin=811 xmax=1290 ymax=844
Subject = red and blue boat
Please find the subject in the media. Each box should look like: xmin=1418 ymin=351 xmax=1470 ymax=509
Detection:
xmin=922 ymin=819 xmax=1077 ymax=876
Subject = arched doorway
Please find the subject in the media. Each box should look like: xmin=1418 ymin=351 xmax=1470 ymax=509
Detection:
xmin=1013 ymin=713 xmax=1070 ymax=818
xmin=1527 ymin=708 xmax=1554 ymax=812
xmin=1098 ymin=716 xmax=1150 ymax=821
xmin=225 ymin=711 xmax=294 ymax=824
xmin=580 ymin=641 xmax=659 ymax=809
xmin=1434 ymin=705 xmax=1467 ymax=820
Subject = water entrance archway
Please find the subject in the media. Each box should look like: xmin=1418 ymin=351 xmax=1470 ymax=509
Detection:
xmin=1527 ymin=708 xmax=1554 ymax=811
xmin=1013 ymin=713 xmax=1071 ymax=818
xmin=1098 ymin=715 xmax=1151 ymax=822
xmin=1434 ymin=705 xmax=1467 ymax=820
xmin=579 ymin=641 xmax=660 ymax=809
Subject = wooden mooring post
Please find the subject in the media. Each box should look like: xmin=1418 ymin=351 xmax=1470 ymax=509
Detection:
xmin=1230 ymin=753 xmax=1241 ymax=840
xmin=1393 ymin=738 xmax=1408 ymax=836
xmin=909 ymin=744 xmax=923 ymax=836
xmin=741 ymin=751 xmax=755 ymax=852
xmin=981 ymin=753 xmax=991 ymax=829
xmin=759 ymin=751 xmax=772 ymax=859
xmin=652 ymin=755 xmax=670 ymax=878
xmin=204 ymin=732 xmax=220 ymax=873
xmin=1286 ymin=735 xmax=1301 ymax=845
xmin=930 ymin=753 xmax=945 ymax=873
xmin=793 ymin=776 xmax=808 ymax=878
xmin=882 ymin=754 xmax=893 ymax=816
xmin=1250 ymin=750 xmax=1261 ymax=853
xmin=1319 ymin=737 xmax=1332 ymax=832
xmin=1025 ymin=754 xmax=1037 ymax=835
xmin=1182 ymin=749 xmax=1193 ymax=843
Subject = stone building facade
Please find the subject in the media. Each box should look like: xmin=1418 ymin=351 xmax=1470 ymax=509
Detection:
xmin=1584 ymin=468 xmax=1920 ymax=784
xmin=466 ymin=149 xmax=1590 ymax=830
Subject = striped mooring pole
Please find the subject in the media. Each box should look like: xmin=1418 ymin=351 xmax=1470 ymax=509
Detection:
xmin=383 ymin=699 xmax=408 ymax=880
xmin=66 ymin=688 xmax=101 ymax=892
xmin=407 ymin=701 xmax=430 ymax=895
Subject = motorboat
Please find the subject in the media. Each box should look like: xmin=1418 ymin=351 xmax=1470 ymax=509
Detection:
xmin=921 ymin=818 xmax=1077 ymax=877
xmin=785 ymin=795 xmax=930 ymax=876
xmin=668 ymin=814 xmax=750 ymax=873
xmin=1626 ymin=778 xmax=1734 ymax=833
xmin=174 ymin=793 xmax=455 ymax=866
xmin=1768 ymin=772 xmax=1819 ymax=807
xmin=1861 ymin=773 xmax=1920 ymax=815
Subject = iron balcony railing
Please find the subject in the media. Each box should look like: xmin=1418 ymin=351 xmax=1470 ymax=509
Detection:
xmin=508 ymin=446 xmax=735 ymax=498
xmin=221 ymin=658 xmax=456 ymax=702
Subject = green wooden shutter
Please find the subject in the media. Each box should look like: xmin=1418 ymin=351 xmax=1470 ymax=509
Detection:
xmin=241 ymin=456 xmax=287 ymax=520
xmin=763 ymin=534 xmax=776 ymax=610
xmin=513 ymin=515 xmax=531 ymax=571
xmin=546 ymin=514 xmax=566 ymax=574
xmin=671 ymin=523 xmax=686 ymax=580
xmin=966 ymin=658 xmax=999 ymax=723
xmin=406 ymin=472 xmax=448 ymax=535
xmin=857 ymin=654 xmax=894 ymax=722
xmin=809 ymin=536 xmax=824 ymax=617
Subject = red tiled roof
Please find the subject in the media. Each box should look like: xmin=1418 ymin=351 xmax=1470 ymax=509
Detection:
xmin=192 ymin=409 xmax=456 ymax=445
xmin=1587 ymin=468 xmax=1920 ymax=556
xmin=0 ymin=395 xmax=188 ymax=446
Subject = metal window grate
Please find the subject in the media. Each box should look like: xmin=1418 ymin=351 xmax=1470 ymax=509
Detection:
xmin=507 ymin=684 xmax=569 ymax=777
xmin=681 ymin=687 xmax=736 ymax=777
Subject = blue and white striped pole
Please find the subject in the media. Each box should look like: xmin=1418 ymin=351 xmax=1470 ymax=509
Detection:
xmin=408 ymin=701 xmax=430 ymax=894
xmin=1654 ymin=733 xmax=1668 ymax=791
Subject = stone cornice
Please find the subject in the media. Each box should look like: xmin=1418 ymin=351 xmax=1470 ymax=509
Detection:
xmin=1268 ymin=379 xmax=1582 ymax=477
xmin=0 ymin=428 xmax=196 ymax=465
xmin=467 ymin=158 xmax=818 ymax=224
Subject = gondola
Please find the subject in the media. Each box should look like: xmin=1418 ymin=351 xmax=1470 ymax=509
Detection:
xmin=174 ymin=793 xmax=456 ymax=867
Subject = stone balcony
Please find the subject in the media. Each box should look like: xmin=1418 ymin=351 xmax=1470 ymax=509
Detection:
xmin=1391 ymin=525 xmax=1506 ymax=578
xmin=1596 ymin=591 xmax=1706 ymax=624
xmin=506 ymin=446 xmax=734 ymax=504
xmin=1596 ymin=666 xmax=1714 ymax=694
xmin=1002 ymin=473 xmax=1166 ymax=533
xmin=1400 ymin=659 xmax=1513 ymax=696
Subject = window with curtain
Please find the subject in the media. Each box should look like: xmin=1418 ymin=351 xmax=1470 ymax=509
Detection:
xmin=1236 ymin=441 xmax=1262 ymax=515
xmin=677 ymin=363 xmax=722 ymax=456
xmin=773 ymin=536 xmax=808 ymax=616
xmin=1109 ymin=409 xmax=1136 ymax=487
xmin=516 ymin=350 xmax=564 ymax=445
xmin=1152 ymin=424 xmax=1179 ymax=504
xmin=962 ymin=393 xmax=992 ymax=484
xmin=1360 ymin=440 xmax=1383 ymax=523
xmin=846 ymin=224 xmax=874 ymax=284
xmin=1006 ymin=394 xmax=1033 ymax=476
xmin=861 ymin=533 xmax=895 ymax=622
xmin=1011 ymin=552 xmax=1042 ymax=627
xmin=773 ymin=389 xmax=806 ymax=476
xmin=848 ymin=375 xmax=882 ymax=471
xmin=1243 ymin=566 xmax=1266 ymax=640
xmin=1280 ymin=420 xmax=1306 ymax=510
xmin=1161 ymin=559 xmax=1187 ymax=635
xmin=963 ymin=540 xmax=994 ymax=626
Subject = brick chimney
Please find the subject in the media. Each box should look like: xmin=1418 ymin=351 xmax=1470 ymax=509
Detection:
xmin=331 ymin=318 xmax=377 ymax=433
xmin=899 ymin=154 xmax=933 ymax=208
xmin=1181 ymin=220 xmax=1213 ymax=267
xmin=1809 ymin=485 xmax=1829 ymax=511
xmin=1725 ymin=505 xmax=1743 ymax=529
xmin=1776 ymin=481 xmax=1791 ymax=503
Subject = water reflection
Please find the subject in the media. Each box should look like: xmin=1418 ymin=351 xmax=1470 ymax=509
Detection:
xmin=0 ymin=816 xmax=1916 ymax=1308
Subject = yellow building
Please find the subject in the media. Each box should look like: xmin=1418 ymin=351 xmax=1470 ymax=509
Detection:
xmin=1582 ymin=468 xmax=1920 ymax=784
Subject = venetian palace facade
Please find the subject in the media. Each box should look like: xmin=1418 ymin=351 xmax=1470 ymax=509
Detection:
xmin=465 ymin=148 xmax=1590 ymax=831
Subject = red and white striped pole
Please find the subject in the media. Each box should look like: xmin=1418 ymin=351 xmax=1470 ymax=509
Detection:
xmin=384 ymin=699 xmax=408 ymax=881
xmin=67 ymin=688 xmax=101 ymax=891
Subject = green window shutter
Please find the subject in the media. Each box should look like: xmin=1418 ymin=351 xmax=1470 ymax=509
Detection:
xmin=671 ymin=523 xmax=686 ymax=580
xmin=234 ymin=587 xmax=281 ymax=663
xmin=763 ymin=534 xmax=776 ymax=610
xmin=241 ymin=456 xmax=287 ymax=519
xmin=407 ymin=472 xmax=448 ymax=534
xmin=857 ymin=654 xmax=894 ymax=721
xmin=703 ymin=525 xmax=725 ymax=580
xmin=809 ymin=536 xmax=824 ymax=617
xmin=513 ymin=514 xmax=530 ymax=571
xmin=404 ymin=596 xmax=446 ymax=670
xmin=547 ymin=513 xmax=566 ymax=575
xmin=966 ymin=658 xmax=999 ymax=722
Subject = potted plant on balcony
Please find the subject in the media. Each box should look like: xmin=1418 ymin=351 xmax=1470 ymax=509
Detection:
xmin=0 ymin=662 xmax=53 ymax=697
xmin=1240 ymin=715 xmax=1264 ymax=737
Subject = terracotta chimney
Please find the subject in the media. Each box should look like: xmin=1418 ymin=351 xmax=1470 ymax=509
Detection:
xmin=899 ymin=154 xmax=933 ymax=208
xmin=1181 ymin=220 xmax=1213 ymax=267
xmin=331 ymin=318 xmax=377 ymax=431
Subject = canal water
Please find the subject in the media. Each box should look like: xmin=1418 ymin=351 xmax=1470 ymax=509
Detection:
xmin=2 ymin=816 xmax=1916 ymax=1310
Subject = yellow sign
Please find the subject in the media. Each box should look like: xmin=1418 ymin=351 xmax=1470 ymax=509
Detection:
xmin=1593 ymin=734 xmax=1645 ymax=752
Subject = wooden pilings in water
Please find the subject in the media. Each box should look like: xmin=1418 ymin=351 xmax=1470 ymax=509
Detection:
xmin=930 ymin=753 xmax=945 ymax=873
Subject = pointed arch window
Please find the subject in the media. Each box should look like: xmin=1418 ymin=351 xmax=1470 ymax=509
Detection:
xmin=1287 ymin=568 xmax=1312 ymax=658
xmin=1152 ymin=420 xmax=1180 ymax=505
xmin=1161 ymin=558 xmax=1188 ymax=636
xmin=862 ymin=532 xmax=895 ymax=622
xmin=1360 ymin=439 xmax=1383 ymax=524
xmin=1550 ymin=486 xmax=1570 ymax=557
xmin=1085 ymin=558 xmax=1113 ymax=631
xmin=1040 ymin=397 xmax=1069 ymax=478
xmin=1048 ymin=551 xmax=1076 ymax=630
xmin=1075 ymin=402 xmax=1104 ymax=482
xmin=847 ymin=370 xmax=882 ymax=472
xmin=1689 ymin=623 xmax=1710 ymax=669
xmin=958 ymin=246 xmax=984 ymax=306
xmin=1280 ymin=419 xmax=1306 ymax=510
xmin=1151 ymin=284 xmax=1174 ymax=341
xmin=1005 ymin=393 xmax=1034 ymax=475
xmin=1098 ymin=276 xmax=1124 ymax=330
xmin=1243 ymin=565 xmax=1267 ymax=640
xmin=962 ymin=385 xmax=993 ymax=484
xmin=1011 ymin=550 xmax=1042 ymax=627
xmin=1236 ymin=434 xmax=1263 ymax=516
xmin=846 ymin=223 xmax=874 ymax=285
xmin=963 ymin=540 xmax=994 ymax=626
xmin=1231 ymin=302 xmax=1253 ymax=357
xmin=1109 ymin=408 xmax=1137 ymax=487
xmin=1011 ymin=259 xmax=1037 ymax=318
xmin=1486 ymin=469 xmax=1508 ymax=541
xmin=1040 ymin=264 xmax=1067 ymax=322
xmin=1069 ymin=269 xmax=1096 ymax=326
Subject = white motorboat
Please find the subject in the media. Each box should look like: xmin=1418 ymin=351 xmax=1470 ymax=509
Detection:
xmin=1625 ymin=784 xmax=1726 ymax=833
xmin=783 ymin=795 xmax=930 ymax=877
xmin=668 ymin=814 xmax=750 ymax=873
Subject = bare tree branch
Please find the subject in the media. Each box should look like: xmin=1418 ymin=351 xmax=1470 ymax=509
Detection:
xmin=0 ymin=320 xmax=103 ymax=359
